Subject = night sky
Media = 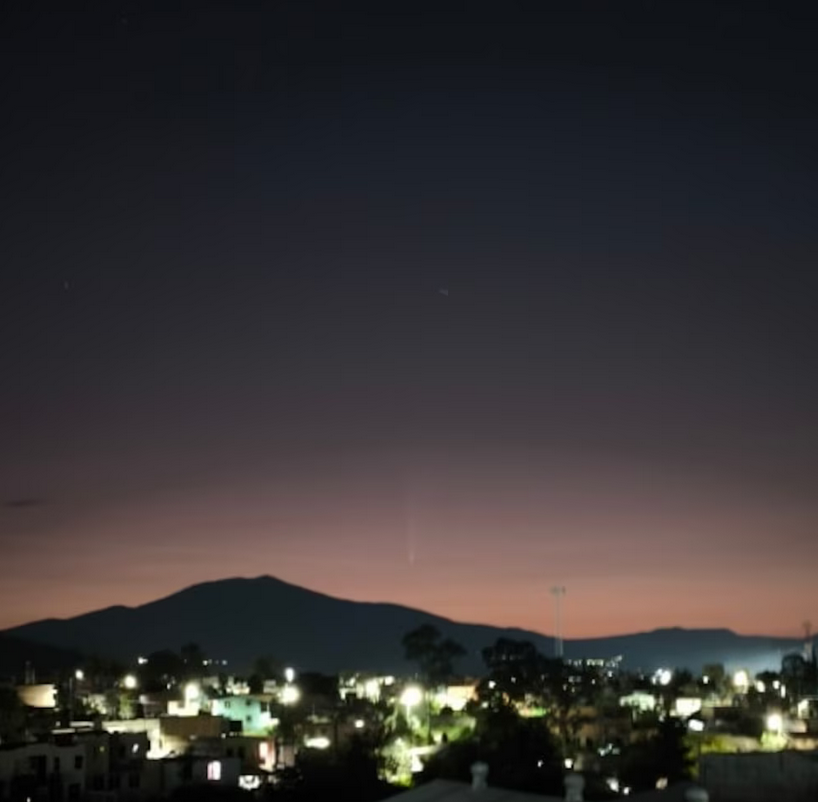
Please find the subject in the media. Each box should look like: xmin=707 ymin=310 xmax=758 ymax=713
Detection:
xmin=2 ymin=2 xmax=817 ymax=638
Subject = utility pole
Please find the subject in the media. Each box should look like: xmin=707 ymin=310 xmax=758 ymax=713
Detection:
xmin=551 ymin=586 xmax=566 ymax=659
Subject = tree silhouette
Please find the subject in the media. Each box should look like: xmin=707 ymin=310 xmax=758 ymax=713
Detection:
xmin=477 ymin=637 xmax=593 ymax=753
xmin=422 ymin=707 xmax=562 ymax=796
xmin=402 ymin=625 xmax=466 ymax=686
xmin=180 ymin=642 xmax=206 ymax=679
xmin=619 ymin=718 xmax=693 ymax=792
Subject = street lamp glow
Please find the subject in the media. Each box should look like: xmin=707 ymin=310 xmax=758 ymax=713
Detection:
xmin=733 ymin=670 xmax=749 ymax=690
xmin=281 ymin=685 xmax=300 ymax=705
xmin=185 ymin=683 xmax=200 ymax=703
xmin=688 ymin=719 xmax=705 ymax=732
xmin=656 ymin=669 xmax=672 ymax=687
xmin=400 ymin=686 xmax=423 ymax=708
xmin=766 ymin=713 xmax=783 ymax=733
xmin=74 ymin=669 xmax=84 ymax=681
xmin=123 ymin=675 xmax=138 ymax=690
xmin=284 ymin=667 xmax=295 ymax=683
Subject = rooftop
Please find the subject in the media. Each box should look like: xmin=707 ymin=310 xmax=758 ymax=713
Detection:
xmin=383 ymin=778 xmax=703 ymax=802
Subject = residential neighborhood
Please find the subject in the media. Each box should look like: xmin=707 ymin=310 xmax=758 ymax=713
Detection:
xmin=2 ymin=628 xmax=817 ymax=801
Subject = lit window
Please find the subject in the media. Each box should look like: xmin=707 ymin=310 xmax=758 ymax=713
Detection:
xmin=207 ymin=761 xmax=222 ymax=781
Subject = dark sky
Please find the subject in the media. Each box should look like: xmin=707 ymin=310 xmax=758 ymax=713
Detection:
xmin=2 ymin=1 xmax=817 ymax=637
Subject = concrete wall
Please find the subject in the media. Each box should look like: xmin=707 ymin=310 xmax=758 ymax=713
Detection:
xmin=701 ymin=750 xmax=818 ymax=802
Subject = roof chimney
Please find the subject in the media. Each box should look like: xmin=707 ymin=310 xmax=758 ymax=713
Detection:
xmin=470 ymin=762 xmax=489 ymax=791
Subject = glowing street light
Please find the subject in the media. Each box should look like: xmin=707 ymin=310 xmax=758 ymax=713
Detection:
xmin=74 ymin=669 xmax=84 ymax=681
xmin=655 ymin=669 xmax=672 ymax=687
xmin=766 ymin=713 xmax=783 ymax=734
xmin=281 ymin=685 xmax=300 ymax=705
xmin=401 ymin=685 xmax=423 ymax=722
xmin=123 ymin=675 xmax=138 ymax=690
xmin=284 ymin=667 xmax=295 ymax=684
xmin=733 ymin=670 xmax=749 ymax=691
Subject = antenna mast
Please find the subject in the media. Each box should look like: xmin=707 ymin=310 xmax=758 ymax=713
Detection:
xmin=551 ymin=586 xmax=566 ymax=659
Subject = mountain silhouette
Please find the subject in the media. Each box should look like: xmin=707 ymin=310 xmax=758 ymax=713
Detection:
xmin=1 ymin=575 xmax=804 ymax=675
xmin=0 ymin=633 xmax=84 ymax=680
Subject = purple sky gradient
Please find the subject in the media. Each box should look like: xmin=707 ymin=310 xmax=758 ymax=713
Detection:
xmin=2 ymin=2 xmax=817 ymax=637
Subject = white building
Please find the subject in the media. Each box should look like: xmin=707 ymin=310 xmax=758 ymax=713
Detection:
xmin=0 ymin=740 xmax=85 ymax=802
xmin=210 ymin=697 xmax=273 ymax=735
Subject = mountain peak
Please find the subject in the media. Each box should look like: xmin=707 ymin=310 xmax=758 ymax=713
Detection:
xmin=1 ymin=577 xmax=794 ymax=675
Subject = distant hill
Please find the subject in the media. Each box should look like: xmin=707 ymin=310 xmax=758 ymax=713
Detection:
xmin=1 ymin=575 xmax=806 ymax=676
xmin=0 ymin=633 xmax=84 ymax=681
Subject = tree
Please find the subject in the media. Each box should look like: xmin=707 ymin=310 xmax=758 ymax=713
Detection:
xmin=619 ymin=718 xmax=693 ymax=792
xmin=252 ymin=655 xmax=280 ymax=682
xmin=480 ymin=638 xmax=544 ymax=704
xmin=538 ymin=658 xmax=594 ymax=752
xmin=477 ymin=638 xmax=593 ymax=754
xmin=180 ymin=642 xmax=207 ymax=679
xmin=402 ymin=625 xmax=466 ymax=687
xmin=138 ymin=649 xmax=185 ymax=691
xmin=422 ymin=708 xmax=562 ymax=796
xmin=402 ymin=625 xmax=466 ymax=744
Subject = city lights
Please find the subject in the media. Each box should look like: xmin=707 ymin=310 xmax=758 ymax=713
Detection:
xmin=281 ymin=685 xmax=300 ymax=705
xmin=401 ymin=685 xmax=423 ymax=724
xmin=732 ymin=670 xmax=749 ymax=691
xmin=400 ymin=686 xmax=423 ymax=709
xmin=766 ymin=713 xmax=783 ymax=734
xmin=305 ymin=736 xmax=330 ymax=750
xmin=74 ymin=669 xmax=84 ymax=681
xmin=123 ymin=675 xmax=138 ymax=690
xmin=284 ymin=667 xmax=296 ymax=684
